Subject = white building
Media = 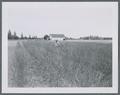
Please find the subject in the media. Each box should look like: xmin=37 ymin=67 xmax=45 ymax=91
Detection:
xmin=49 ymin=34 xmax=65 ymax=41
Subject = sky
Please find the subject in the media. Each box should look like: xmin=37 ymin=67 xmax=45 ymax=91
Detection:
xmin=2 ymin=2 xmax=118 ymax=38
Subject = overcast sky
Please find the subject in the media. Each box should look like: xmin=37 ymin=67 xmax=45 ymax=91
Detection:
xmin=2 ymin=2 xmax=118 ymax=38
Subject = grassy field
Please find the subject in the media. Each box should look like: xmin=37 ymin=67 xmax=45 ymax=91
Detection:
xmin=8 ymin=40 xmax=112 ymax=87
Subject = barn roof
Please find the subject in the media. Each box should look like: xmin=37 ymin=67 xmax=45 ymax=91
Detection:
xmin=49 ymin=34 xmax=65 ymax=38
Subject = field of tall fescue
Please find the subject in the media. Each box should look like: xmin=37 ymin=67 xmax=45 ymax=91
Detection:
xmin=9 ymin=40 xmax=112 ymax=87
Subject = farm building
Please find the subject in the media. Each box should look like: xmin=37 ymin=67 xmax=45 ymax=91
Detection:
xmin=49 ymin=34 xmax=66 ymax=41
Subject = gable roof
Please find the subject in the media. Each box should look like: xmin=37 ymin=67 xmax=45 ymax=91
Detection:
xmin=49 ymin=34 xmax=65 ymax=38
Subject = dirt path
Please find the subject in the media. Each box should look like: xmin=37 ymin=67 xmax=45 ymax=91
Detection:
xmin=8 ymin=40 xmax=18 ymax=87
xmin=8 ymin=40 xmax=27 ymax=87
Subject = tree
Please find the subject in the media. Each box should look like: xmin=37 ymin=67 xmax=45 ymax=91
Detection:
xmin=13 ymin=31 xmax=19 ymax=39
xmin=24 ymin=36 xmax=28 ymax=39
xmin=44 ymin=35 xmax=50 ymax=40
xmin=8 ymin=30 xmax=19 ymax=39
xmin=21 ymin=33 xmax=24 ymax=39
xmin=8 ymin=29 xmax=12 ymax=39
xmin=29 ymin=35 xmax=31 ymax=39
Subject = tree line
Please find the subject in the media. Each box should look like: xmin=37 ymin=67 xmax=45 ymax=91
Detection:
xmin=8 ymin=29 xmax=112 ymax=40
xmin=8 ymin=29 xmax=38 ymax=40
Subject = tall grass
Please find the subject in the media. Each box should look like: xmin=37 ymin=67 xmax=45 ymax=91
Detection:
xmin=14 ymin=40 xmax=112 ymax=87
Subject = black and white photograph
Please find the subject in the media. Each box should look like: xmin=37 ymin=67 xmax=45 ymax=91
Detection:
xmin=2 ymin=2 xmax=118 ymax=93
